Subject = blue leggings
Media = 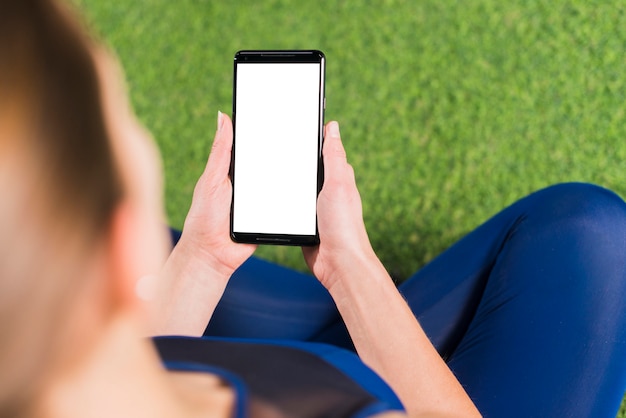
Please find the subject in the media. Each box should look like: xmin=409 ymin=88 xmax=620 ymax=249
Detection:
xmin=173 ymin=183 xmax=626 ymax=417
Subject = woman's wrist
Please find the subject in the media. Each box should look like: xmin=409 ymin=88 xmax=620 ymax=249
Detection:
xmin=146 ymin=236 xmax=235 ymax=336
xmin=169 ymin=234 xmax=236 ymax=286
xmin=321 ymin=246 xmax=388 ymax=294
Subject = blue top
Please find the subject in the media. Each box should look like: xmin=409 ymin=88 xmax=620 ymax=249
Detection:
xmin=154 ymin=336 xmax=405 ymax=418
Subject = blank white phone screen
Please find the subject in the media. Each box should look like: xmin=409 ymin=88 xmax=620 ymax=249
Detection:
xmin=233 ymin=62 xmax=322 ymax=235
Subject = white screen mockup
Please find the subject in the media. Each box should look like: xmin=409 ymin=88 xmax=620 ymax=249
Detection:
xmin=233 ymin=62 xmax=322 ymax=235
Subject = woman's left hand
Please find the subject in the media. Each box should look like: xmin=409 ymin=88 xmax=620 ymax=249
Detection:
xmin=149 ymin=112 xmax=255 ymax=336
xmin=177 ymin=111 xmax=257 ymax=278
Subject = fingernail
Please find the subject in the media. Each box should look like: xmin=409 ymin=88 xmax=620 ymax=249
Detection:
xmin=217 ymin=111 xmax=224 ymax=131
xmin=328 ymin=121 xmax=340 ymax=137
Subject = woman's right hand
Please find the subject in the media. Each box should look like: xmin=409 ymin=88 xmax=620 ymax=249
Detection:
xmin=302 ymin=121 xmax=379 ymax=290
xmin=303 ymin=122 xmax=481 ymax=418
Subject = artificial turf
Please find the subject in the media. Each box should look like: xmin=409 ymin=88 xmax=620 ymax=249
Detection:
xmin=74 ymin=1 xmax=626 ymax=414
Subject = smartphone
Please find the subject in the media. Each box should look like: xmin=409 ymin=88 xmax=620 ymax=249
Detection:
xmin=230 ymin=50 xmax=326 ymax=245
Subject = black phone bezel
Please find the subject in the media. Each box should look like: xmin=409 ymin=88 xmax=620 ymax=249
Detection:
xmin=230 ymin=50 xmax=325 ymax=246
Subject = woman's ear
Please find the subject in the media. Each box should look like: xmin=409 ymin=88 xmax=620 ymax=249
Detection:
xmin=106 ymin=199 xmax=169 ymax=320
xmin=107 ymin=202 xmax=146 ymax=310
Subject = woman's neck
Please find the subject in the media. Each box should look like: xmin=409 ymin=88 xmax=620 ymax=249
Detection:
xmin=39 ymin=313 xmax=233 ymax=418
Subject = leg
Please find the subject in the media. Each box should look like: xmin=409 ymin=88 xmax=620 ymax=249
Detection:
xmin=203 ymin=257 xmax=341 ymax=340
xmin=398 ymin=183 xmax=626 ymax=416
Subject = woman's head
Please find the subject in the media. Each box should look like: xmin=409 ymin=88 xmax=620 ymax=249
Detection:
xmin=0 ymin=0 xmax=168 ymax=415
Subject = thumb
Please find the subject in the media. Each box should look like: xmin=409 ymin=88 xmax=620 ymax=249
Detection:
xmin=204 ymin=111 xmax=234 ymax=178
xmin=322 ymin=121 xmax=356 ymax=190
xmin=323 ymin=121 xmax=347 ymax=164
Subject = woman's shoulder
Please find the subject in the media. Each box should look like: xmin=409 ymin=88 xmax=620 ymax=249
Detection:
xmin=153 ymin=335 xmax=405 ymax=418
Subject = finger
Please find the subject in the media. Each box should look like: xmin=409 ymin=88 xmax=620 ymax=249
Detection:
xmin=323 ymin=121 xmax=347 ymax=162
xmin=323 ymin=121 xmax=355 ymax=185
xmin=205 ymin=111 xmax=233 ymax=178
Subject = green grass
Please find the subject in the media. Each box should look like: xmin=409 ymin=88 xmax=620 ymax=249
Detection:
xmin=74 ymin=1 xmax=626 ymax=415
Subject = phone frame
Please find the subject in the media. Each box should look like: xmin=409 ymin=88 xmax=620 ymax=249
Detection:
xmin=230 ymin=50 xmax=326 ymax=246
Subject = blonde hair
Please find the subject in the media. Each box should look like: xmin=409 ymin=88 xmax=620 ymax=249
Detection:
xmin=0 ymin=0 xmax=122 ymax=415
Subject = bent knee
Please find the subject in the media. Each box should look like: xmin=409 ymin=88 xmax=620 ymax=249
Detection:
xmin=528 ymin=182 xmax=626 ymax=239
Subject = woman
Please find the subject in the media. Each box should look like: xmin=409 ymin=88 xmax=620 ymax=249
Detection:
xmin=1 ymin=0 xmax=625 ymax=417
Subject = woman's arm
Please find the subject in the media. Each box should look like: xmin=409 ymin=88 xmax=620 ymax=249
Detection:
xmin=147 ymin=112 xmax=256 ymax=336
xmin=303 ymin=122 xmax=480 ymax=417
